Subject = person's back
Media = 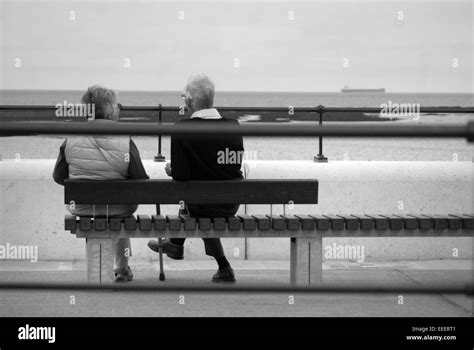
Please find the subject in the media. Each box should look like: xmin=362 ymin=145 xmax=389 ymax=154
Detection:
xmin=63 ymin=120 xmax=136 ymax=217
xmin=148 ymin=74 xmax=241 ymax=282
xmin=171 ymin=116 xmax=243 ymax=217
xmin=53 ymin=85 xmax=148 ymax=282
xmin=171 ymin=117 xmax=243 ymax=181
xmin=67 ymin=128 xmax=129 ymax=181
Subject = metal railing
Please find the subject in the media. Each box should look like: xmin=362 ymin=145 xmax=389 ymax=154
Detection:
xmin=0 ymin=281 xmax=471 ymax=295
xmin=1 ymin=105 xmax=473 ymax=162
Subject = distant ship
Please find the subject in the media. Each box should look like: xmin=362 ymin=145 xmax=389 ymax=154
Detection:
xmin=341 ymin=85 xmax=385 ymax=93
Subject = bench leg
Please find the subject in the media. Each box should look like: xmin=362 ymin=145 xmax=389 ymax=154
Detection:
xmin=86 ymin=238 xmax=114 ymax=283
xmin=290 ymin=236 xmax=323 ymax=286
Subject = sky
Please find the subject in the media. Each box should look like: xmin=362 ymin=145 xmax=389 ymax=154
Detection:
xmin=0 ymin=0 xmax=472 ymax=92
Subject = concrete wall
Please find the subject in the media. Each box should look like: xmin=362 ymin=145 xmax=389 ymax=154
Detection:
xmin=0 ymin=159 xmax=472 ymax=261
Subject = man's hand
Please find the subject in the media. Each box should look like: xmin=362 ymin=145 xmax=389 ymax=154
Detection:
xmin=165 ymin=162 xmax=172 ymax=177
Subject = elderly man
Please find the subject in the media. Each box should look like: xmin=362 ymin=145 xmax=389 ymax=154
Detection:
xmin=148 ymin=74 xmax=244 ymax=282
xmin=53 ymin=85 xmax=149 ymax=283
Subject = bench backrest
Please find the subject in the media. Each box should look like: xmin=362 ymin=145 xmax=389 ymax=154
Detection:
xmin=64 ymin=179 xmax=319 ymax=205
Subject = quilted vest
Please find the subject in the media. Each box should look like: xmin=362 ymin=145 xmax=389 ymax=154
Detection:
xmin=64 ymin=120 xmax=137 ymax=217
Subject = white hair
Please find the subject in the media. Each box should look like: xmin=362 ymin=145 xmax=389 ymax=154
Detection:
xmin=183 ymin=74 xmax=215 ymax=111
xmin=81 ymin=84 xmax=119 ymax=120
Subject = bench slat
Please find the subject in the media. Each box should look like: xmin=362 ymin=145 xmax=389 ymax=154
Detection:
xmin=124 ymin=216 xmax=137 ymax=231
xmin=93 ymin=218 xmax=107 ymax=231
xmin=180 ymin=215 xmax=196 ymax=231
xmin=462 ymin=214 xmax=474 ymax=229
xmin=446 ymin=216 xmax=462 ymax=230
xmin=167 ymin=215 xmax=181 ymax=231
xmin=433 ymin=215 xmax=448 ymax=230
xmin=380 ymin=215 xmax=403 ymax=230
xmin=227 ymin=216 xmax=241 ymax=231
xmin=267 ymin=215 xmax=286 ymax=231
xmin=238 ymin=215 xmax=257 ymax=231
xmin=421 ymin=214 xmax=447 ymax=230
xmin=65 ymin=215 xmax=77 ymax=231
xmin=319 ymin=215 xmax=337 ymax=230
xmin=65 ymin=179 xmax=318 ymax=205
xmin=407 ymin=214 xmax=432 ymax=230
xmin=137 ymin=215 xmax=152 ymax=231
xmin=294 ymin=215 xmax=315 ymax=230
xmin=282 ymin=215 xmax=301 ymax=231
xmin=366 ymin=215 xmax=389 ymax=230
xmin=336 ymin=215 xmax=359 ymax=230
xmin=449 ymin=214 xmax=474 ymax=230
xmin=393 ymin=214 xmax=418 ymax=230
xmin=109 ymin=217 xmax=123 ymax=231
xmin=253 ymin=215 xmax=271 ymax=231
xmin=198 ymin=217 xmax=212 ymax=231
xmin=213 ymin=218 xmax=226 ymax=231
xmin=440 ymin=214 xmax=461 ymax=230
xmin=351 ymin=214 xmax=375 ymax=230
xmin=152 ymin=215 xmax=167 ymax=231
xmin=79 ymin=217 xmax=92 ymax=231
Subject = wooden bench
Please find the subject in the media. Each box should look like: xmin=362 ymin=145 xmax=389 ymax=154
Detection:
xmin=64 ymin=179 xmax=473 ymax=285
xmin=64 ymin=179 xmax=319 ymax=283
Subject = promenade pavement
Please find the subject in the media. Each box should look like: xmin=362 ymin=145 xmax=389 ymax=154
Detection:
xmin=0 ymin=259 xmax=471 ymax=317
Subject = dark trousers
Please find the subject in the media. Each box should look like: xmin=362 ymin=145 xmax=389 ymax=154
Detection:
xmin=171 ymin=204 xmax=239 ymax=258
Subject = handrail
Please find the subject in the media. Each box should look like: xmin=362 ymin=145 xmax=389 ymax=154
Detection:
xmin=0 ymin=120 xmax=473 ymax=141
xmin=0 ymin=281 xmax=471 ymax=295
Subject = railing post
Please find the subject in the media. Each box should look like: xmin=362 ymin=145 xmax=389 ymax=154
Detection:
xmin=314 ymin=105 xmax=328 ymax=162
xmin=154 ymin=103 xmax=166 ymax=162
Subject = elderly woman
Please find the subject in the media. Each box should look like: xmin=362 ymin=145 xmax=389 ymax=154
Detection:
xmin=148 ymin=74 xmax=244 ymax=282
xmin=53 ymin=85 xmax=149 ymax=283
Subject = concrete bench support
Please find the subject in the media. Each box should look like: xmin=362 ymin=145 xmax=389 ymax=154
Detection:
xmin=290 ymin=235 xmax=323 ymax=286
xmin=86 ymin=238 xmax=114 ymax=283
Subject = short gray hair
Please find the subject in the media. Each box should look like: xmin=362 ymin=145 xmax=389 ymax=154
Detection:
xmin=183 ymin=74 xmax=215 ymax=111
xmin=81 ymin=85 xmax=118 ymax=120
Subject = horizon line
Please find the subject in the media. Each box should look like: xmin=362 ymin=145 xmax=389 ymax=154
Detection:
xmin=0 ymin=88 xmax=473 ymax=95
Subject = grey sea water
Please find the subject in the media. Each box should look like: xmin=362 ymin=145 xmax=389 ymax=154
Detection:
xmin=1 ymin=89 xmax=473 ymax=108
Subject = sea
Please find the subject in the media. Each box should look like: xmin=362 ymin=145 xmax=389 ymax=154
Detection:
xmin=0 ymin=90 xmax=473 ymax=161
xmin=1 ymin=89 xmax=473 ymax=108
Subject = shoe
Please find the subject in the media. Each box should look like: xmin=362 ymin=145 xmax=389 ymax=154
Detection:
xmin=212 ymin=267 xmax=236 ymax=283
xmin=114 ymin=265 xmax=133 ymax=283
xmin=147 ymin=239 xmax=184 ymax=260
